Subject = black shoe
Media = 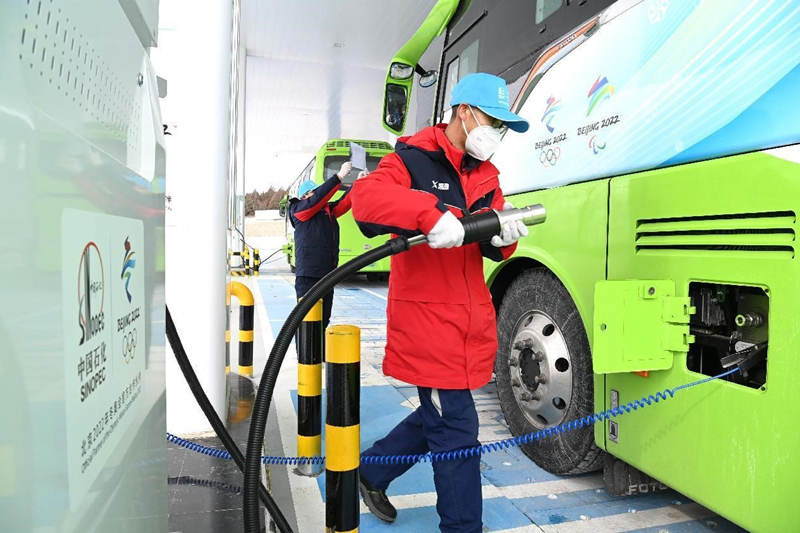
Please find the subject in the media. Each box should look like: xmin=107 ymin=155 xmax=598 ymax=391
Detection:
xmin=359 ymin=474 xmax=397 ymax=523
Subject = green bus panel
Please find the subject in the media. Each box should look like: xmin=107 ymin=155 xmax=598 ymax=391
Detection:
xmin=604 ymin=151 xmax=800 ymax=532
xmin=593 ymin=279 xmax=694 ymax=374
xmin=486 ymin=178 xmax=609 ymax=449
xmin=336 ymin=206 xmax=392 ymax=272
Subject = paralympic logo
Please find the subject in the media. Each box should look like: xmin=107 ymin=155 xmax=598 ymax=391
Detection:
xmin=589 ymin=135 xmax=607 ymax=154
xmin=541 ymin=96 xmax=561 ymax=133
xmin=121 ymin=237 xmax=136 ymax=303
xmin=539 ymin=146 xmax=561 ymax=167
xmin=587 ymin=75 xmax=614 ymax=116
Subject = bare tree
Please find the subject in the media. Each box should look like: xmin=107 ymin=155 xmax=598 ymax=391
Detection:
xmin=245 ymin=188 xmax=287 ymax=216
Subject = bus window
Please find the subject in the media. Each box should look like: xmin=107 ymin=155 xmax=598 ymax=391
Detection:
xmin=535 ymin=0 xmax=562 ymax=25
xmin=322 ymin=155 xmax=383 ymax=186
xmin=460 ymin=40 xmax=479 ymax=81
xmin=441 ymin=58 xmax=459 ymax=123
xmin=440 ymin=40 xmax=479 ymax=123
xmin=491 ymin=0 xmax=800 ymax=195
xmin=289 ymin=157 xmax=315 ymax=198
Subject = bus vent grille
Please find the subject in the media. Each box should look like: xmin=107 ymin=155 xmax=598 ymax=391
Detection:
xmin=635 ymin=210 xmax=796 ymax=258
xmin=327 ymin=140 xmax=393 ymax=151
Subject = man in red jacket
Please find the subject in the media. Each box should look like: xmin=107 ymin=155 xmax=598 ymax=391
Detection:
xmin=351 ymin=73 xmax=529 ymax=532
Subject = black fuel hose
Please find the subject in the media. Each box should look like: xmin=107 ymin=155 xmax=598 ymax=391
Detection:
xmin=165 ymin=307 xmax=293 ymax=533
xmin=242 ymin=237 xmax=410 ymax=532
xmin=242 ymin=204 xmax=546 ymax=533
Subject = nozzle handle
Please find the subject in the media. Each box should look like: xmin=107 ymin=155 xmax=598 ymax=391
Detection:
xmin=407 ymin=204 xmax=547 ymax=248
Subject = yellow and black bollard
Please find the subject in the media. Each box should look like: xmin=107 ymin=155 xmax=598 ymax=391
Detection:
xmin=296 ymin=299 xmax=323 ymax=476
xmin=228 ymin=281 xmax=254 ymax=377
xmin=325 ymin=325 xmax=360 ymax=533
xmin=253 ymin=248 xmax=260 ymax=276
xmin=242 ymin=246 xmax=251 ymax=275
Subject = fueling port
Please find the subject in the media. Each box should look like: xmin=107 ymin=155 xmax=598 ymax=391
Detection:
xmin=687 ymin=282 xmax=769 ymax=389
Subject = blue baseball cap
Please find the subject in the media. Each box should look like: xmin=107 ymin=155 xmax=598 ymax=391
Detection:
xmin=450 ymin=73 xmax=529 ymax=133
xmin=296 ymin=180 xmax=316 ymax=198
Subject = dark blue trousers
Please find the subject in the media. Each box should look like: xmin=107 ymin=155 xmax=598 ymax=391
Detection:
xmin=360 ymin=387 xmax=482 ymax=533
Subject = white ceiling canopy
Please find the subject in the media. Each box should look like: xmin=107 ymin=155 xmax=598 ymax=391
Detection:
xmin=241 ymin=0 xmax=438 ymax=191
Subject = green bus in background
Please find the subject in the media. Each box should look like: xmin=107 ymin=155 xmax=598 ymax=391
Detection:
xmin=383 ymin=0 xmax=800 ymax=531
xmin=282 ymin=138 xmax=394 ymax=278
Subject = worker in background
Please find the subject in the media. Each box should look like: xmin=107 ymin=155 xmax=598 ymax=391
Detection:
xmin=350 ymin=73 xmax=529 ymax=532
xmin=288 ymin=161 xmax=362 ymax=329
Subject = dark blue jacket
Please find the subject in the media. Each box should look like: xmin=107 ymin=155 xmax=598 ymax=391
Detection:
xmin=288 ymin=174 xmax=352 ymax=278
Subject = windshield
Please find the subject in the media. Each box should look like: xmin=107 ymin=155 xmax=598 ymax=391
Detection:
xmin=323 ymin=155 xmax=384 ymax=186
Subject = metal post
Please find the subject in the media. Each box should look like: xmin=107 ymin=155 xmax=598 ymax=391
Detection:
xmin=325 ymin=325 xmax=360 ymax=533
xmin=163 ymin=0 xmax=232 ymax=433
xmin=225 ymin=282 xmax=231 ymax=375
xmin=229 ymin=281 xmax=254 ymax=377
xmin=253 ymin=248 xmax=260 ymax=276
xmin=297 ymin=300 xmax=324 ymax=476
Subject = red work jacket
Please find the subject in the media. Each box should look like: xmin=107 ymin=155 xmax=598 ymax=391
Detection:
xmin=350 ymin=125 xmax=516 ymax=389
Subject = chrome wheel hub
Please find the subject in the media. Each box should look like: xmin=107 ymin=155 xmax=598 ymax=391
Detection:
xmin=508 ymin=311 xmax=573 ymax=428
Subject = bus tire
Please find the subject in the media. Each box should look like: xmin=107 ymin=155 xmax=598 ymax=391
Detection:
xmin=495 ymin=268 xmax=604 ymax=475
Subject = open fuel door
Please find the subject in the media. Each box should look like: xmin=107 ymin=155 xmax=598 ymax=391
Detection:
xmin=593 ymin=280 xmax=695 ymax=374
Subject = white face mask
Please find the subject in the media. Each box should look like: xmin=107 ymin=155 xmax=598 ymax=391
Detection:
xmin=462 ymin=106 xmax=502 ymax=161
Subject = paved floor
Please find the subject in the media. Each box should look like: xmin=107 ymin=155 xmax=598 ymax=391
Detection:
xmin=166 ymin=236 xmax=746 ymax=532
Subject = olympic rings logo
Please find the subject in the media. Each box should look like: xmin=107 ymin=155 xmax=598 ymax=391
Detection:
xmin=123 ymin=328 xmax=137 ymax=364
xmin=539 ymin=147 xmax=561 ymax=167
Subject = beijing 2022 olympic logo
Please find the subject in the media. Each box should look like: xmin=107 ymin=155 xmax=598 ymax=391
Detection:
xmin=539 ymin=147 xmax=561 ymax=167
xmin=122 ymin=328 xmax=137 ymax=364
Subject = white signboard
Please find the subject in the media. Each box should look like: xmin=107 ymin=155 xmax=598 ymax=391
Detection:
xmin=349 ymin=141 xmax=367 ymax=170
xmin=61 ymin=209 xmax=146 ymax=508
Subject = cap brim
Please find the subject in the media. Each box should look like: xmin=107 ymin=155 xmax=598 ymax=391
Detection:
xmin=477 ymin=105 xmax=529 ymax=133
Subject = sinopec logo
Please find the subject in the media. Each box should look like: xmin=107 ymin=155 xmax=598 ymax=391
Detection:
xmin=78 ymin=242 xmax=105 ymax=345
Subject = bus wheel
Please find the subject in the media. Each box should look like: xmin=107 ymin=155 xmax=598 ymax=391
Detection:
xmin=495 ymin=268 xmax=604 ymax=475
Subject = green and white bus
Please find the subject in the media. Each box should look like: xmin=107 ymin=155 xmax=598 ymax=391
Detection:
xmin=383 ymin=0 xmax=800 ymax=530
xmin=283 ymin=139 xmax=394 ymax=277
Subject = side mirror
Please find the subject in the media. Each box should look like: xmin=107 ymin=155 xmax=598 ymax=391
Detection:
xmin=383 ymin=83 xmax=409 ymax=135
xmin=278 ymin=195 xmax=288 ymax=218
xmin=156 ymin=76 xmax=168 ymax=98
xmin=419 ymin=70 xmax=438 ymax=88
xmin=380 ymin=0 xmax=461 ymax=135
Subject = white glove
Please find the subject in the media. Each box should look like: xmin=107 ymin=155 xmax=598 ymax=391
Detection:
xmin=356 ymin=169 xmax=369 ymax=180
xmin=337 ymin=161 xmax=353 ymax=179
xmin=491 ymin=202 xmax=529 ymax=247
xmin=427 ymin=211 xmax=465 ymax=249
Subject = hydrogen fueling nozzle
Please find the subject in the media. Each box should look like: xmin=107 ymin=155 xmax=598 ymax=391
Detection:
xmin=407 ymin=203 xmax=547 ymax=247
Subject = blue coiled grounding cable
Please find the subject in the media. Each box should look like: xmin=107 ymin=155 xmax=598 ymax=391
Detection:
xmin=166 ymin=367 xmax=739 ymax=467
